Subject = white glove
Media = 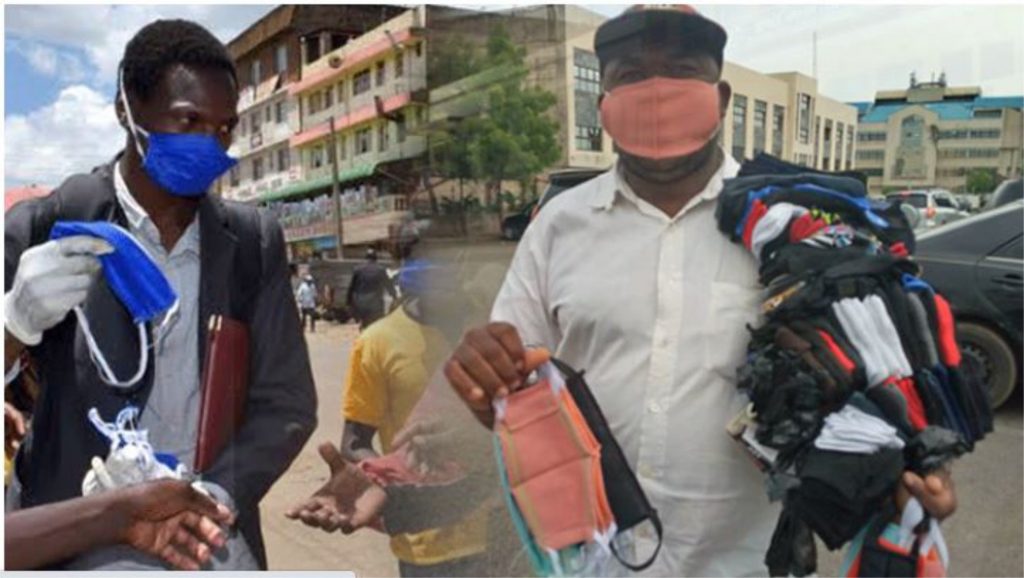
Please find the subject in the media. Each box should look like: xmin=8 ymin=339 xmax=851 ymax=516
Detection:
xmin=4 ymin=235 xmax=112 ymax=346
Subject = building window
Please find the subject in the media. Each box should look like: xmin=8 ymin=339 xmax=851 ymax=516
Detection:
xmin=732 ymin=94 xmax=748 ymax=162
xmin=835 ymin=123 xmax=844 ymax=169
xmin=337 ymin=82 xmax=345 ymax=104
xmin=265 ymin=106 xmax=272 ymax=123
xmin=276 ymin=101 xmax=286 ymax=124
xmin=813 ymin=116 xmax=821 ymax=168
xmin=395 ymin=51 xmax=405 ymax=77
xmin=229 ymin=166 xmax=240 ymax=187
xmin=862 ymin=168 xmax=883 ymax=177
xmin=573 ymin=48 xmax=602 ymax=152
xmin=309 ymin=92 xmax=322 ymax=114
xmin=277 ymin=148 xmax=290 ymax=172
xmin=356 ymin=127 xmax=372 ymax=155
xmin=857 ymin=150 xmax=885 ymax=161
xmin=823 ymin=119 xmax=833 ymax=170
xmin=797 ymin=93 xmax=812 ymax=144
xmin=901 ymin=115 xmax=924 ymax=146
xmin=975 ymin=109 xmax=1003 ymax=119
xmin=339 ymin=134 xmax=347 ymax=160
xmin=415 ymin=42 xmax=423 ymax=58
xmin=275 ymin=44 xmax=288 ymax=74
xmin=311 ymin=145 xmax=325 ymax=169
xmin=354 ymin=70 xmax=371 ymax=96
xmin=858 ymin=131 xmax=886 ymax=142
xmin=772 ymin=105 xmax=785 ymax=157
xmin=846 ymin=128 xmax=855 ymax=170
xmin=251 ymin=59 xmax=261 ymax=86
xmin=969 ymin=129 xmax=1001 ymax=139
xmin=376 ymin=61 xmax=386 ymax=86
xmin=324 ymin=86 xmax=332 ymax=109
xmin=253 ymin=157 xmax=264 ymax=180
xmin=251 ymin=110 xmax=261 ymax=132
xmin=753 ymin=100 xmax=767 ymax=157
xmin=378 ymin=123 xmax=389 ymax=152
xmin=938 ymin=148 xmax=1000 ymax=159
xmin=397 ymin=114 xmax=407 ymax=143
xmin=304 ymin=35 xmax=321 ymax=64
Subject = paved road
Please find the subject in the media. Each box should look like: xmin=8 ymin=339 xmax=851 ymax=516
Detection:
xmin=260 ymin=240 xmax=1024 ymax=577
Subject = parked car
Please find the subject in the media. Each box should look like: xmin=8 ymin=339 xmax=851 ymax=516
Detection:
xmin=986 ymin=178 xmax=1023 ymax=211
xmin=886 ymin=189 xmax=970 ymax=230
xmin=500 ymin=168 xmax=605 ymax=241
xmin=532 ymin=168 xmax=605 ymax=219
xmin=915 ymin=201 xmax=1024 ymax=408
xmin=500 ymin=200 xmax=537 ymax=241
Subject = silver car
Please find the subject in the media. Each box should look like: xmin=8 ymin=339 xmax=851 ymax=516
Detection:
xmin=886 ymin=189 xmax=970 ymax=230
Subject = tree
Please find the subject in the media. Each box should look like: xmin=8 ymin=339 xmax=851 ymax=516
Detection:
xmin=433 ymin=117 xmax=485 ymax=235
xmin=430 ymin=26 xmax=565 ymax=223
xmin=966 ymin=168 xmax=999 ymax=194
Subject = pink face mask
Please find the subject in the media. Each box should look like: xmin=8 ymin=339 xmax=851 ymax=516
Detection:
xmin=600 ymin=77 xmax=722 ymax=160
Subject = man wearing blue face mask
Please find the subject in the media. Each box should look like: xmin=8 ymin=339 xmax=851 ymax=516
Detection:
xmin=4 ymin=19 xmax=317 ymax=570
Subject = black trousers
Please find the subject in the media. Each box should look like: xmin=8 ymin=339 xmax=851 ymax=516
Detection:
xmin=301 ymin=307 xmax=316 ymax=332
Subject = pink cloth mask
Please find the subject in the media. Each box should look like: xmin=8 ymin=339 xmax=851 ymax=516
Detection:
xmin=600 ymin=77 xmax=722 ymax=160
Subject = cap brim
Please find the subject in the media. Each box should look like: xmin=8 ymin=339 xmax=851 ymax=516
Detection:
xmin=595 ymin=9 xmax=726 ymax=65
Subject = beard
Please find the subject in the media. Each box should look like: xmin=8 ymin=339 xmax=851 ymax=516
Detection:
xmin=617 ymin=131 xmax=722 ymax=184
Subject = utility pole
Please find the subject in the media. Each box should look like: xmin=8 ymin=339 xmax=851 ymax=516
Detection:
xmin=329 ymin=115 xmax=344 ymax=259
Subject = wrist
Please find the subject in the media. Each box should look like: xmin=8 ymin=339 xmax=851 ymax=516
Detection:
xmin=4 ymin=293 xmax=40 ymax=347
xmin=5 ymin=328 xmax=29 ymax=371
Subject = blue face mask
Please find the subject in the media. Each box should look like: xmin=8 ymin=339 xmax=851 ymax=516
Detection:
xmin=50 ymin=221 xmax=179 ymax=388
xmin=119 ymin=71 xmax=237 ymax=198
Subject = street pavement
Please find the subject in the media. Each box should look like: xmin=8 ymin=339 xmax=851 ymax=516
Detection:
xmin=259 ymin=240 xmax=1024 ymax=577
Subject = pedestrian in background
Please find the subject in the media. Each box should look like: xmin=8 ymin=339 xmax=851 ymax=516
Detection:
xmin=347 ymin=248 xmax=397 ymax=330
xmin=297 ymin=274 xmax=318 ymax=333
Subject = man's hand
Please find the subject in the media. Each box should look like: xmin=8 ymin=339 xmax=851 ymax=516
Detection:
xmin=5 ymin=236 xmax=112 ymax=346
xmin=444 ymin=322 xmax=529 ymax=427
xmin=116 ymin=479 xmax=235 ymax=571
xmin=898 ymin=469 xmax=957 ymax=521
xmin=5 ymin=402 xmax=27 ymax=457
xmin=285 ymin=442 xmax=387 ymax=534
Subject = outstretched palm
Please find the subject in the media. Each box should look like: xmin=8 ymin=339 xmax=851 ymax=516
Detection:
xmin=286 ymin=442 xmax=387 ymax=534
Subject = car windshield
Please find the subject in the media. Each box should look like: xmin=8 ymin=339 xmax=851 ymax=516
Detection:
xmin=888 ymin=194 xmax=928 ymax=209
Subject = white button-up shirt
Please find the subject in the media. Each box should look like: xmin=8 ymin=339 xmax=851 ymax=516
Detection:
xmin=492 ymin=151 xmax=779 ymax=577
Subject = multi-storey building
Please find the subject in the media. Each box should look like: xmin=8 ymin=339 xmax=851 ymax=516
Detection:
xmin=852 ymin=75 xmax=1023 ymax=195
xmin=722 ymin=64 xmax=860 ymax=170
xmin=218 ymin=5 xmax=404 ymax=204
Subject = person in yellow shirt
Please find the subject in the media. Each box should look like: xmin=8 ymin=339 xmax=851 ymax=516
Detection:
xmin=340 ymin=259 xmax=495 ymax=577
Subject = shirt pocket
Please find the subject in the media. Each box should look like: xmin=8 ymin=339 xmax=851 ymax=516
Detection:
xmin=702 ymin=282 xmax=763 ymax=382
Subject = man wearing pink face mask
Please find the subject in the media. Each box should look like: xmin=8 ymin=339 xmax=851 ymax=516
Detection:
xmin=445 ymin=6 xmax=776 ymax=575
xmin=443 ymin=5 xmax=959 ymax=577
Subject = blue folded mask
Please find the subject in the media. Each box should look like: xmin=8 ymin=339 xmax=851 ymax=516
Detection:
xmin=50 ymin=221 xmax=179 ymax=388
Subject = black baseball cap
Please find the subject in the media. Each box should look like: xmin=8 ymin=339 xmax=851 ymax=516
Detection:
xmin=595 ymin=5 xmax=727 ymax=70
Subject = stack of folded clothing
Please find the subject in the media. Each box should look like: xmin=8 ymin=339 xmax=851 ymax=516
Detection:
xmin=716 ymin=154 xmax=991 ymax=577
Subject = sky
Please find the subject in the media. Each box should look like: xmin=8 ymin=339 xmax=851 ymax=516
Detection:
xmin=4 ymin=3 xmax=1024 ymax=189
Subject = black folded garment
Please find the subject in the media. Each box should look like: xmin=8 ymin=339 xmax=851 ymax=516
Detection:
xmin=548 ymin=357 xmax=663 ymax=571
xmin=737 ymin=345 xmax=827 ymax=464
xmin=787 ymin=447 xmax=904 ymax=550
xmin=905 ymin=426 xmax=968 ymax=474
xmin=765 ymin=506 xmax=818 ymax=577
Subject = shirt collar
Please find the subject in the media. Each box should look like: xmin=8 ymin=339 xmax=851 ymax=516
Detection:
xmin=589 ymin=147 xmax=740 ymax=214
xmin=113 ymin=161 xmax=201 ymax=256
xmin=113 ymin=160 xmax=150 ymax=230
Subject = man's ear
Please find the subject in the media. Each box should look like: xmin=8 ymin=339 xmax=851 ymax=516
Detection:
xmin=115 ymin=95 xmax=128 ymax=130
xmin=717 ymin=80 xmax=732 ymax=120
